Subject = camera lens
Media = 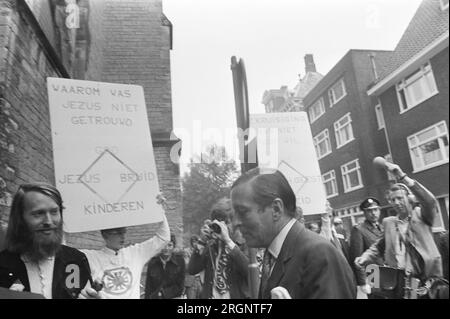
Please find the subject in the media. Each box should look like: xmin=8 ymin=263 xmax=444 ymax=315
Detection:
xmin=210 ymin=223 xmax=221 ymax=234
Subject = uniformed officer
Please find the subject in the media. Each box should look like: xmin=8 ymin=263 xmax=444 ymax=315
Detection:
xmin=350 ymin=197 xmax=384 ymax=295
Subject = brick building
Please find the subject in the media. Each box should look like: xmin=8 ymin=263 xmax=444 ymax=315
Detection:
xmin=262 ymin=54 xmax=323 ymax=113
xmin=302 ymin=50 xmax=393 ymax=232
xmin=367 ymin=0 xmax=449 ymax=230
xmin=0 ymin=0 xmax=182 ymax=256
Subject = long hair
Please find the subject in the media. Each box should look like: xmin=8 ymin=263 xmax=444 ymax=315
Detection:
xmin=231 ymin=168 xmax=296 ymax=217
xmin=5 ymin=183 xmax=64 ymax=253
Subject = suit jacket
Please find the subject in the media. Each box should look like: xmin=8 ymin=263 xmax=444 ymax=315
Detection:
xmin=260 ymin=221 xmax=356 ymax=299
xmin=319 ymin=217 xmax=351 ymax=265
xmin=145 ymin=253 xmax=185 ymax=299
xmin=360 ymin=180 xmax=443 ymax=281
xmin=188 ymin=242 xmax=249 ymax=299
xmin=0 ymin=245 xmax=92 ymax=299
xmin=0 ymin=287 xmax=45 ymax=299
xmin=350 ymin=220 xmax=384 ymax=285
xmin=336 ymin=234 xmax=351 ymax=265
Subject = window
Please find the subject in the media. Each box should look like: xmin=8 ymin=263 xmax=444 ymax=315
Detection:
xmin=396 ymin=62 xmax=438 ymax=113
xmin=313 ymin=129 xmax=332 ymax=159
xmin=334 ymin=113 xmax=354 ymax=148
xmin=308 ymin=98 xmax=325 ymax=123
xmin=440 ymin=0 xmax=449 ymax=10
xmin=341 ymin=159 xmax=363 ymax=192
xmin=328 ymin=78 xmax=347 ymax=106
xmin=408 ymin=121 xmax=449 ymax=172
xmin=375 ymin=104 xmax=385 ymax=129
xmin=322 ymin=170 xmax=338 ymax=198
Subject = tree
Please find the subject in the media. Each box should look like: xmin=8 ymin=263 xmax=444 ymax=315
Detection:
xmin=181 ymin=145 xmax=239 ymax=245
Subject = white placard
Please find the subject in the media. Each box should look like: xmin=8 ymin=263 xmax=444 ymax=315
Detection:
xmin=250 ymin=112 xmax=327 ymax=215
xmin=47 ymin=77 xmax=163 ymax=232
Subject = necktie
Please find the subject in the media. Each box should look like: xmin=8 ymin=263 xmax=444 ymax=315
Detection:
xmin=260 ymin=250 xmax=274 ymax=296
xmin=331 ymin=233 xmax=342 ymax=250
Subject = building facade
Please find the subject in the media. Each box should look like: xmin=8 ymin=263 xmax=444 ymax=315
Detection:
xmin=367 ymin=0 xmax=449 ymax=230
xmin=0 ymin=0 xmax=182 ymax=250
xmin=302 ymin=50 xmax=394 ymax=232
xmin=262 ymin=54 xmax=323 ymax=113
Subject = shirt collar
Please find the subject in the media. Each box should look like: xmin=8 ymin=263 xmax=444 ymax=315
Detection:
xmin=159 ymin=255 xmax=178 ymax=266
xmin=102 ymin=246 xmax=120 ymax=256
xmin=21 ymin=255 xmax=55 ymax=264
xmin=267 ymin=218 xmax=296 ymax=259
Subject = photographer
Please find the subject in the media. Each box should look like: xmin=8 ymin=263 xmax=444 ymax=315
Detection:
xmin=187 ymin=198 xmax=249 ymax=299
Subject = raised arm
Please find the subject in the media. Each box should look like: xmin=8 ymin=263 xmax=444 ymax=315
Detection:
xmin=382 ymin=160 xmax=438 ymax=226
xmin=126 ymin=194 xmax=171 ymax=266
xmin=405 ymin=178 xmax=438 ymax=227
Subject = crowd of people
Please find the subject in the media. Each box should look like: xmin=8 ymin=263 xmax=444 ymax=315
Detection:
xmin=0 ymin=160 xmax=448 ymax=299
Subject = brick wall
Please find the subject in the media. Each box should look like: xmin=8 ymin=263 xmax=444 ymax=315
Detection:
xmin=1 ymin=0 xmax=182 ymax=252
xmin=100 ymin=0 xmax=173 ymax=134
xmin=65 ymin=0 xmax=182 ymax=249
xmin=0 ymin=0 xmax=64 ymax=225
xmin=380 ymin=47 xmax=449 ymax=198
xmin=83 ymin=0 xmax=105 ymax=81
xmin=303 ymin=50 xmax=393 ymax=212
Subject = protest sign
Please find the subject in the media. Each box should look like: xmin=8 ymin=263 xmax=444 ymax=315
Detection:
xmin=47 ymin=78 xmax=163 ymax=232
xmin=250 ymin=112 xmax=326 ymax=215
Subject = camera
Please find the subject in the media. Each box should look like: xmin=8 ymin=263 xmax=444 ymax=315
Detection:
xmin=209 ymin=223 xmax=221 ymax=234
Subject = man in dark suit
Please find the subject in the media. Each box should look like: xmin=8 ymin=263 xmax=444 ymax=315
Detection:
xmin=231 ymin=168 xmax=356 ymax=299
xmin=0 ymin=183 xmax=99 ymax=299
xmin=349 ymin=197 xmax=384 ymax=296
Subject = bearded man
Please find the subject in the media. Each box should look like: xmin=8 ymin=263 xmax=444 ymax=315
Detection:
xmin=0 ymin=183 xmax=99 ymax=299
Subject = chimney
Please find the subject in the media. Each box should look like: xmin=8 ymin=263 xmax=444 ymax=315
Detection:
xmin=304 ymin=54 xmax=316 ymax=73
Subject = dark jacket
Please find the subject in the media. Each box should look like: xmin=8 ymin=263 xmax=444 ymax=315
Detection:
xmin=145 ymin=253 xmax=185 ymax=299
xmin=0 ymin=245 xmax=92 ymax=299
xmin=350 ymin=220 xmax=384 ymax=285
xmin=260 ymin=221 xmax=356 ymax=299
xmin=188 ymin=242 xmax=249 ymax=299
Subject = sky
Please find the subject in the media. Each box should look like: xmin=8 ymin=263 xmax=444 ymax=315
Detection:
xmin=163 ymin=0 xmax=423 ymax=169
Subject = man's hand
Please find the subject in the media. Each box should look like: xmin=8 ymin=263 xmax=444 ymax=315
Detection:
xmin=200 ymin=219 xmax=213 ymax=238
xmin=156 ymin=193 xmax=168 ymax=211
xmin=358 ymin=284 xmax=372 ymax=295
xmin=78 ymin=286 xmax=103 ymax=299
xmin=354 ymin=256 xmax=366 ymax=269
xmin=271 ymin=286 xmax=292 ymax=299
xmin=212 ymin=220 xmax=233 ymax=246
xmin=321 ymin=200 xmax=333 ymax=218
xmin=385 ymin=162 xmax=405 ymax=179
